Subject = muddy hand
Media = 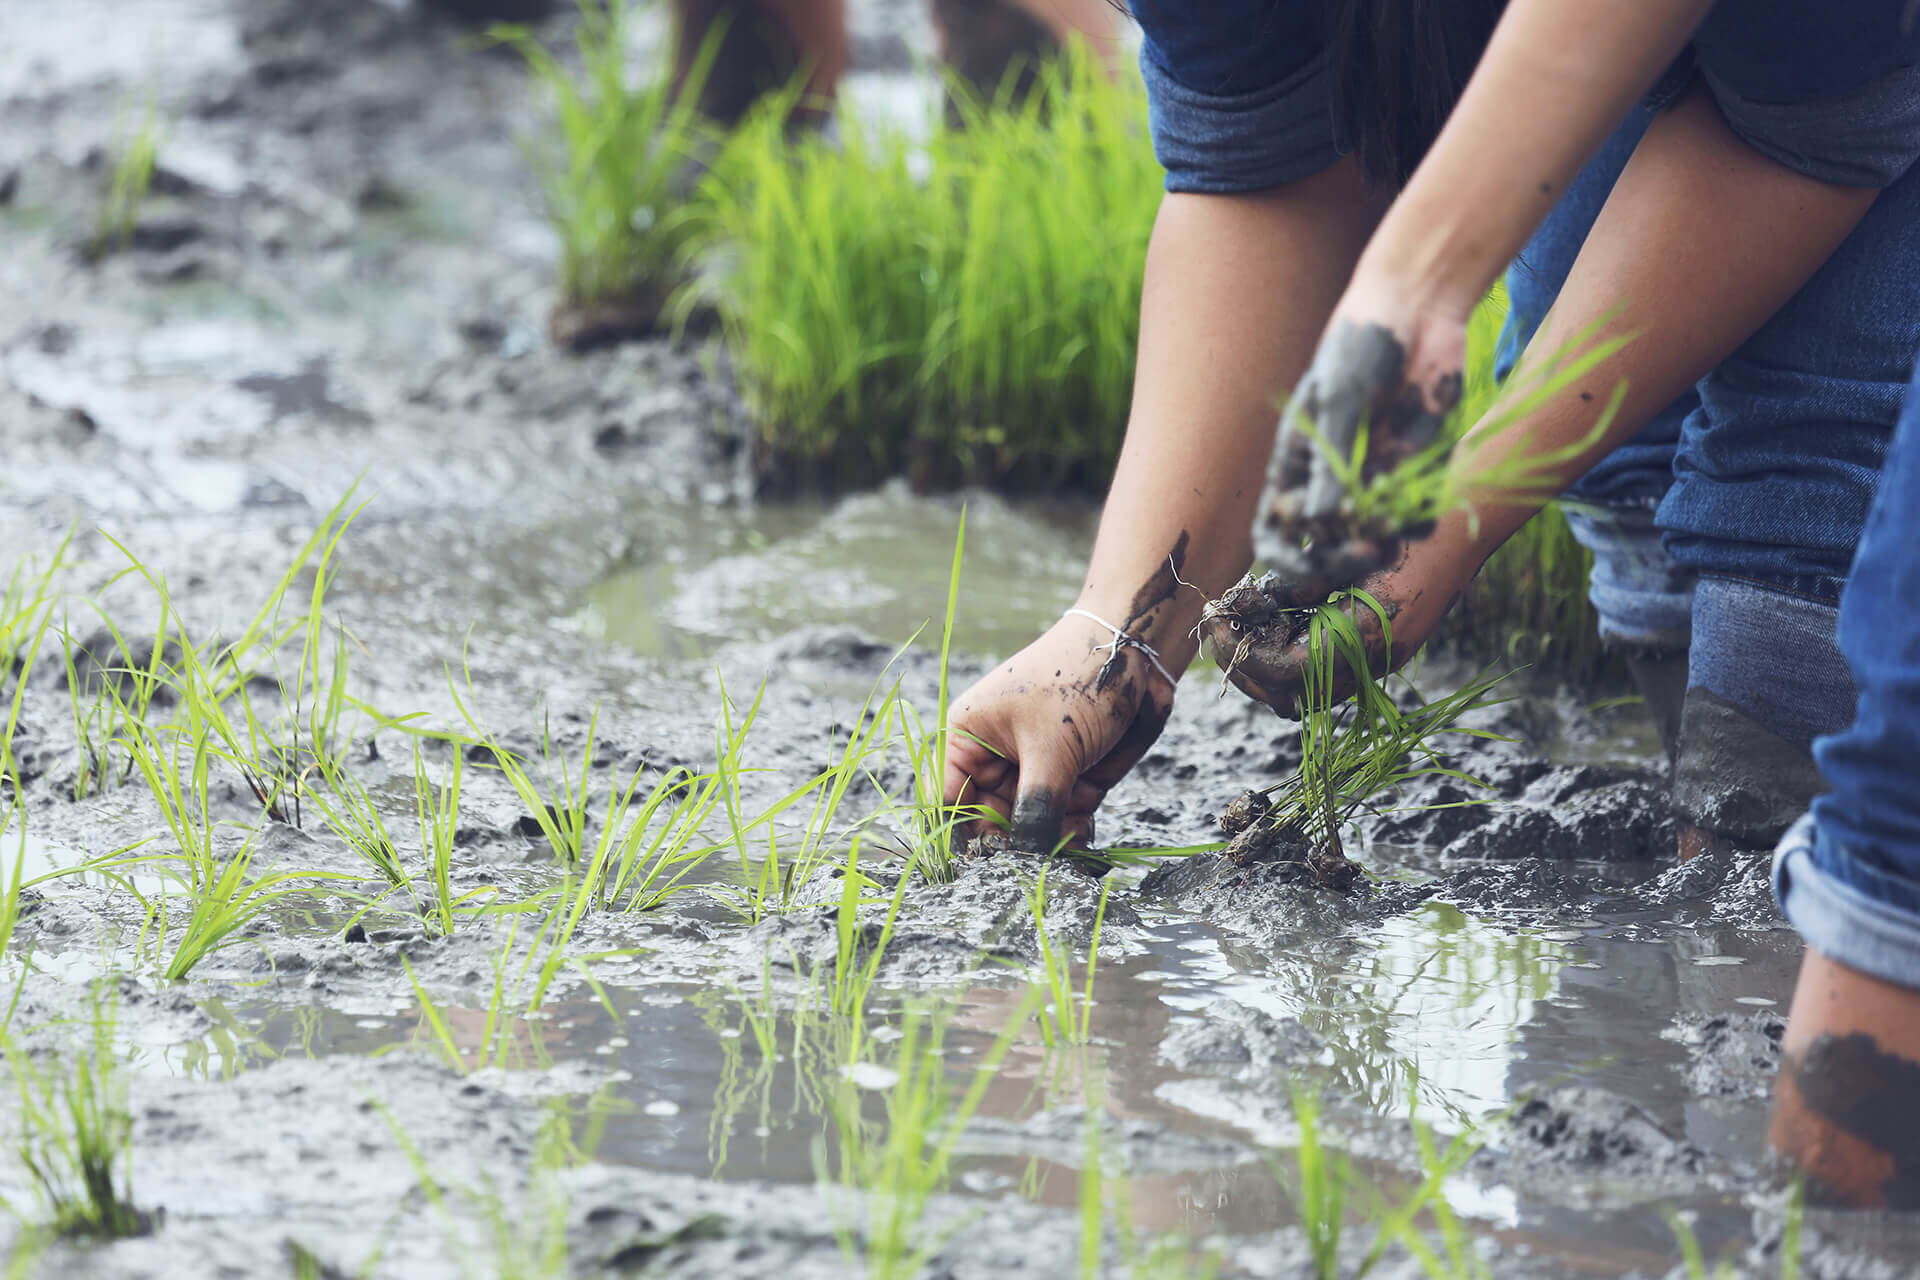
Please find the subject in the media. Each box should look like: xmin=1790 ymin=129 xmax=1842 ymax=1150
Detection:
xmin=1255 ymin=316 xmax=1463 ymax=590
xmin=1200 ymin=531 xmax=1470 ymax=716
xmin=944 ymin=613 xmax=1177 ymax=851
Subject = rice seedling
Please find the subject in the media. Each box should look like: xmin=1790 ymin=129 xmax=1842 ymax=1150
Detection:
xmin=88 ymin=100 xmax=165 ymax=260
xmin=490 ymin=0 xmax=721 ymax=330
xmin=693 ymin=46 xmax=1157 ymax=488
xmin=1299 ymin=307 xmax=1630 ymax=550
xmin=817 ymin=1002 xmax=1030 ymax=1280
xmin=107 ymin=720 xmax=342 ymax=980
xmin=102 ymin=487 xmax=372 ymax=827
xmin=1074 ymin=1103 xmax=1222 ymax=1280
xmin=1379 ymin=1107 xmax=1493 ymax=1280
xmin=57 ymin=608 xmax=170 ymax=802
xmin=1023 ymin=865 xmax=1107 ymax=1049
xmin=893 ymin=510 xmax=975 ymax=886
xmin=452 ymin=689 xmax=728 ymax=916
xmin=404 ymin=916 xmax=551 ymax=1075
xmin=1287 ymin=1090 xmax=1353 ymax=1280
xmin=819 ymin=840 xmax=912 ymax=1029
xmin=1430 ymin=292 xmax=1606 ymax=674
xmin=0 ymin=806 xmax=45 ymax=1033
xmin=412 ymin=742 xmax=490 ymax=934
xmin=1276 ymin=594 xmax=1510 ymax=861
xmin=0 ymin=542 xmax=68 ymax=797
xmin=600 ymin=759 xmax=729 ymax=913
xmin=385 ymin=1100 xmax=572 ymax=1280
xmin=1 ymin=986 xmax=151 ymax=1239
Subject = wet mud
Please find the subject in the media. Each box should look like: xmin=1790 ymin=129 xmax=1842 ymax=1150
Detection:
xmin=3 ymin=2 xmax=1915 ymax=1276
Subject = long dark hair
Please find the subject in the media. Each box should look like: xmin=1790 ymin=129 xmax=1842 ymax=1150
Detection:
xmin=1322 ymin=0 xmax=1508 ymax=186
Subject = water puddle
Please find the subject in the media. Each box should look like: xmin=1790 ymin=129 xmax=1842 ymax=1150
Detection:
xmin=130 ymin=874 xmax=1802 ymax=1274
xmin=576 ymin=484 xmax=1097 ymax=664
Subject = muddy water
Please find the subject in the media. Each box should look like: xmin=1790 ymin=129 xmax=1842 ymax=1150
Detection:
xmin=577 ymin=485 xmax=1099 ymax=664
xmin=5 ymin=1 xmax=1917 ymax=1277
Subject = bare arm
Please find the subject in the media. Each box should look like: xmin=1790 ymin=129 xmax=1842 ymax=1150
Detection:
xmin=1215 ymin=86 xmax=1880 ymax=706
xmin=944 ymin=157 xmax=1386 ymax=844
xmin=1270 ymin=0 xmax=1716 ymax=555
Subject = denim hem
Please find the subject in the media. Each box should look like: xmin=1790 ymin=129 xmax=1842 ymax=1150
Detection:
xmin=1702 ymin=60 xmax=1920 ymax=189
xmin=1696 ymin=571 xmax=1845 ymax=609
xmin=1775 ymin=814 xmax=1920 ymax=990
xmin=1139 ymin=40 xmax=1343 ymax=195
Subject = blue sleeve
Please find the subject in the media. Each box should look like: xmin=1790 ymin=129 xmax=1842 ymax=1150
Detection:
xmin=1694 ymin=1 xmax=1920 ymax=187
xmin=1132 ymin=2 xmax=1341 ymax=194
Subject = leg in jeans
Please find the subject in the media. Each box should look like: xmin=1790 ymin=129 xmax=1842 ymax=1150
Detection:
xmin=1660 ymin=155 xmax=1920 ymax=851
xmin=1770 ymin=352 xmax=1920 ymax=1208
xmin=1496 ymin=104 xmax=1699 ymax=756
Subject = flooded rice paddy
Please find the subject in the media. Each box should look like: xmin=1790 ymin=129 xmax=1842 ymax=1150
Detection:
xmin=3 ymin=1 xmax=1917 ymax=1276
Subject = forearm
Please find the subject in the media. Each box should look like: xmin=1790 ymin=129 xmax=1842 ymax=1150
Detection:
xmin=1077 ymin=159 xmax=1387 ymax=668
xmin=1451 ymin=87 xmax=1879 ymax=558
xmin=1361 ymin=0 xmax=1712 ymax=319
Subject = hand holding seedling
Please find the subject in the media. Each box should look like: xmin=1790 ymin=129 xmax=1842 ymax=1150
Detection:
xmin=944 ymin=612 xmax=1177 ymax=851
xmin=1255 ymin=304 xmax=1467 ymax=601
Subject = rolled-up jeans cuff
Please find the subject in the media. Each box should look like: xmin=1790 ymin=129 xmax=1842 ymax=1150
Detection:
xmin=1561 ymin=502 xmax=1695 ymax=651
xmin=1775 ymin=813 xmax=1920 ymax=990
xmin=1139 ymin=39 xmax=1342 ymax=194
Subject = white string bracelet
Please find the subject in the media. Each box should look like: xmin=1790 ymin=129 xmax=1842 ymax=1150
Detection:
xmin=1064 ymin=607 xmax=1179 ymax=690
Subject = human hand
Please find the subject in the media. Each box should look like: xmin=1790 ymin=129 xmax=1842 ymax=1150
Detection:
xmin=1200 ymin=514 xmax=1482 ymax=716
xmin=943 ymin=612 xmax=1179 ymax=850
xmin=1255 ymin=290 xmax=1471 ymax=593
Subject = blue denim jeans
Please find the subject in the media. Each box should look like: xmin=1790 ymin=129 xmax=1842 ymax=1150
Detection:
xmin=1495 ymin=107 xmax=1920 ymax=747
xmin=1773 ymin=353 xmax=1920 ymax=988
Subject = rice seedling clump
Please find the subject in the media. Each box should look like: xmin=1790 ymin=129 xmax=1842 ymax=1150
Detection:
xmin=692 ymin=45 xmax=1158 ymax=490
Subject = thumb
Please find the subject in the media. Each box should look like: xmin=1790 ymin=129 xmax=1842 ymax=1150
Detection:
xmin=1008 ymin=738 xmax=1082 ymax=852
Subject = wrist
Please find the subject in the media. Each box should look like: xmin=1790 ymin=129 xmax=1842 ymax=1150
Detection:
xmin=1345 ymin=244 xmax=1485 ymax=330
xmin=1060 ymin=601 xmax=1192 ymax=693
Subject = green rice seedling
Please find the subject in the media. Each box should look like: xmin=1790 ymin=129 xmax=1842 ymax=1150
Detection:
xmin=1246 ymin=590 xmax=1508 ymax=862
xmin=453 ymin=699 xmax=598 ymax=868
xmin=777 ymin=680 xmax=908 ymax=911
xmin=600 ymin=760 xmax=729 ymax=913
xmin=385 ymin=1101 xmax=571 ymax=1280
xmin=109 ymin=721 xmax=341 ymax=979
xmin=1381 ymin=1109 xmax=1492 ymax=1280
xmin=0 ymin=806 xmax=47 ymax=1033
xmin=490 ymin=0 xmax=721 ymax=321
xmin=1074 ymin=1102 xmax=1223 ymax=1280
xmin=891 ymin=510 xmax=980 ymax=886
xmin=58 ymin=607 xmax=170 ymax=802
xmin=818 ymin=1002 xmax=1031 ymax=1280
xmin=1300 ymin=317 xmax=1628 ymax=548
xmin=303 ymin=745 xmax=409 ymax=893
xmin=404 ymin=916 xmax=546 ymax=1075
xmin=1444 ymin=504 xmax=1605 ymax=680
xmin=1287 ymin=1090 xmax=1353 ymax=1280
xmin=414 ymin=742 xmax=486 ymax=934
xmin=1666 ymin=1210 xmax=1735 ymax=1280
xmin=1429 ymin=290 xmax=1605 ymax=674
xmin=0 ymin=541 xmax=69 ymax=797
xmin=303 ymin=737 xmax=502 ymax=936
xmin=695 ymin=46 xmax=1159 ymax=488
xmin=819 ymin=839 xmax=913 ymax=1031
xmin=453 ymin=686 xmax=726 ymax=914
xmin=1023 ymin=865 xmax=1108 ymax=1050
xmin=89 ymin=100 xmax=165 ymax=259
xmin=2 ymin=987 xmax=150 ymax=1239
xmin=102 ymin=487 xmax=372 ymax=826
